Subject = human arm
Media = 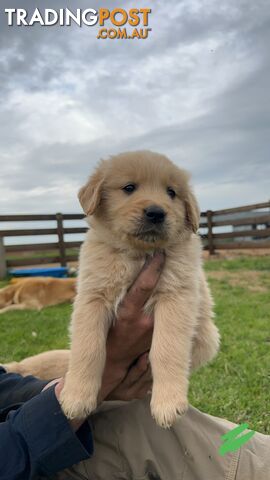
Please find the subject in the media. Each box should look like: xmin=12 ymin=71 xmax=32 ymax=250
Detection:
xmin=0 ymin=383 xmax=93 ymax=479
xmin=0 ymin=252 xmax=164 ymax=479
xmin=0 ymin=366 xmax=47 ymax=418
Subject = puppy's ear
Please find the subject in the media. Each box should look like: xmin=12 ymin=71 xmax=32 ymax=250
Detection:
xmin=78 ymin=169 xmax=104 ymax=216
xmin=185 ymin=189 xmax=200 ymax=233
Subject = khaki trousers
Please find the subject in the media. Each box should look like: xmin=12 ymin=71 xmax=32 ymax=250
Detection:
xmin=56 ymin=398 xmax=270 ymax=480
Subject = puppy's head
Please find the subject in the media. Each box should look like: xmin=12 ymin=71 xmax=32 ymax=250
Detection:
xmin=79 ymin=151 xmax=200 ymax=251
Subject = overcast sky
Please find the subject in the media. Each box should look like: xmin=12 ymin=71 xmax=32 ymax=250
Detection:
xmin=0 ymin=0 xmax=269 ymax=215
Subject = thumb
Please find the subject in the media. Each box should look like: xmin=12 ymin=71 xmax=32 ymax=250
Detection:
xmin=54 ymin=377 xmax=65 ymax=401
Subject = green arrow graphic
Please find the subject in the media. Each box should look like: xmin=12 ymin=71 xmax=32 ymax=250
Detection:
xmin=219 ymin=423 xmax=255 ymax=456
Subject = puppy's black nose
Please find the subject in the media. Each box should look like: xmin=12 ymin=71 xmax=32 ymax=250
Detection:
xmin=144 ymin=205 xmax=166 ymax=224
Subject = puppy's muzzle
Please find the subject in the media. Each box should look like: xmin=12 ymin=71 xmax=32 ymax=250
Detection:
xmin=133 ymin=205 xmax=168 ymax=242
xmin=144 ymin=205 xmax=166 ymax=225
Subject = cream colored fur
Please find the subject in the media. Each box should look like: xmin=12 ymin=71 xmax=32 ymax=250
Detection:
xmin=3 ymin=350 xmax=70 ymax=380
xmin=0 ymin=277 xmax=76 ymax=314
xmin=60 ymin=151 xmax=220 ymax=428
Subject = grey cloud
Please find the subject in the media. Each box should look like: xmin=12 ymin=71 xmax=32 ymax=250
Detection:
xmin=0 ymin=0 xmax=269 ymax=214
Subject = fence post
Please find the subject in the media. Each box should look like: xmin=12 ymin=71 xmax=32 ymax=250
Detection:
xmin=206 ymin=210 xmax=215 ymax=255
xmin=0 ymin=237 xmax=7 ymax=279
xmin=56 ymin=213 xmax=67 ymax=267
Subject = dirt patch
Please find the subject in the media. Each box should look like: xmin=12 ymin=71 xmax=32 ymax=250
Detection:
xmin=207 ymin=270 xmax=269 ymax=293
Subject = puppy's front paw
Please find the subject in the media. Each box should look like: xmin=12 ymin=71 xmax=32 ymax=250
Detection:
xmin=150 ymin=387 xmax=188 ymax=428
xmin=60 ymin=380 xmax=99 ymax=419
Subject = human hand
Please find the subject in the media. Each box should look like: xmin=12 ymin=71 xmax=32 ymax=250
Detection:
xmin=107 ymin=352 xmax=152 ymax=401
xmin=44 ymin=352 xmax=152 ymax=432
xmin=98 ymin=251 xmax=165 ymax=402
xmin=42 ymin=378 xmax=84 ymax=431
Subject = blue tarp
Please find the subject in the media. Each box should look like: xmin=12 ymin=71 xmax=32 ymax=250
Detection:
xmin=9 ymin=267 xmax=69 ymax=278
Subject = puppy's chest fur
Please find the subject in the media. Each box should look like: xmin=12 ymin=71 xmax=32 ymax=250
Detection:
xmin=77 ymin=230 xmax=202 ymax=318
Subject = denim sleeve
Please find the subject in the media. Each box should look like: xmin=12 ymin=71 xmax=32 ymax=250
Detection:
xmin=0 ymin=366 xmax=48 ymax=411
xmin=0 ymin=385 xmax=93 ymax=479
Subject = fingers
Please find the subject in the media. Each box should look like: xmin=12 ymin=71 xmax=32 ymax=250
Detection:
xmin=42 ymin=377 xmax=62 ymax=392
xmin=53 ymin=378 xmax=85 ymax=431
xmin=126 ymin=366 xmax=152 ymax=400
xmin=124 ymin=353 xmax=149 ymax=387
xmin=54 ymin=378 xmax=65 ymax=400
xmin=108 ymin=353 xmax=153 ymax=401
xmin=122 ymin=252 xmax=165 ymax=312
xmin=134 ymin=380 xmax=152 ymax=400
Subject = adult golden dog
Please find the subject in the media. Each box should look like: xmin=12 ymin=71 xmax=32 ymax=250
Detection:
xmin=3 ymin=350 xmax=70 ymax=380
xmin=60 ymin=151 xmax=220 ymax=428
xmin=0 ymin=277 xmax=76 ymax=314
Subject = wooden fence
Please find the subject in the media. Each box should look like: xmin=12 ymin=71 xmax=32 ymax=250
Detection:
xmin=200 ymin=201 xmax=270 ymax=254
xmin=0 ymin=213 xmax=86 ymax=278
xmin=0 ymin=201 xmax=269 ymax=278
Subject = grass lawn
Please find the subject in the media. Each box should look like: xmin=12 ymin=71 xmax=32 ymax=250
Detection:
xmin=0 ymin=255 xmax=269 ymax=434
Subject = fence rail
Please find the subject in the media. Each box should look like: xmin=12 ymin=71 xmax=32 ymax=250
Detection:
xmin=0 ymin=202 xmax=270 ymax=277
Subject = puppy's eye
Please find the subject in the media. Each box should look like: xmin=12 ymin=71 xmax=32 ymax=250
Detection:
xmin=167 ymin=187 xmax=176 ymax=199
xmin=122 ymin=184 xmax=136 ymax=194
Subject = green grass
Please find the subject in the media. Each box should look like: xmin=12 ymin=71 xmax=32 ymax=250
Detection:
xmin=190 ymin=256 xmax=270 ymax=433
xmin=0 ymin=303 xmax=72 ymax=361
xmin=0 ymin=256 xmax=269 ymax=434
xmin=190 ymin=278 xmax=270 ymax=433
xmin=204 ymin=255 xmax=270 ymax=272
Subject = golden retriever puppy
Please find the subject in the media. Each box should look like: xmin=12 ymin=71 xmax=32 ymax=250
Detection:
xmin=3 ymin=350 xmax=70 ymax=380
xmin=60 ymin=151 xmax=220 ymax=428
xmin=0 ymin=277 xmax=76 ymax=314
